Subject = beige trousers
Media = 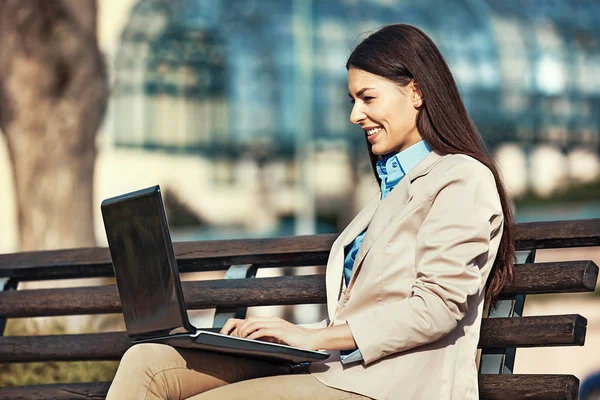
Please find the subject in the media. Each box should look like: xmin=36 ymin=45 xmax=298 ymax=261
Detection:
xmin=106 ymin=343 xmax=370 ymax=399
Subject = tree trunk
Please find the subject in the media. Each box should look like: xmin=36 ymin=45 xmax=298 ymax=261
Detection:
xmin=0 ymin=0 xmax=108 ymax=251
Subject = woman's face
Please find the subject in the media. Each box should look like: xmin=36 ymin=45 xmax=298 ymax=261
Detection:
xmin=348 ymin=67 xmax=423 ymax=156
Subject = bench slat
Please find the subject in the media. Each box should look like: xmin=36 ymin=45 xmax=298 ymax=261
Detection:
xmin=0 ymin=261 xmax=597 ymax=318
xmin=0 ymin=382 xmax=110 ymax=400
xmin=480 ymin=314 xmax=587 ymax=348
xmin=0 ymin=235 xmax=337 ymax=280
xmin=1 ymin=219 xmax=599 ymax=281
xmin=0 ymin=374 xmax=580 ymax=400
xmin=1 ymin=331 xmax=130 ymax=362
xmin=0 ymin=314 xmax=585 ymax=362
xmin=478 ymin=374 xmax=579 ymax=400
xmin=501 ymin=260 xmax=598 ymax=297
xmin=0 ymin=275 xmax=325 ymax=318
xmin=515 ymin=219 xmax=600 ymax=250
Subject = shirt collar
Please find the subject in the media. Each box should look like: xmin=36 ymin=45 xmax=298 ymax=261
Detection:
xmin=376 ymin=140 xmax=433 ymax=198
xmin=377 ymin=140 xmax=433 ymax=177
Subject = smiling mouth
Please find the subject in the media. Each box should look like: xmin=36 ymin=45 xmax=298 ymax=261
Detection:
xmin=366 ymin=127 xmax=382 ymax=136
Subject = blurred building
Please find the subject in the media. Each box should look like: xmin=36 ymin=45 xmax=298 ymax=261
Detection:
xmin=91 ymin=0 xmax=600 ymax=241
xmin=109 ymin=0 xmax=600 ymax=151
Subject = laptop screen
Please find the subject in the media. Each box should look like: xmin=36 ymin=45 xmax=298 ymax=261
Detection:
xmin=101 ymin=186 xmax=193 ymax=339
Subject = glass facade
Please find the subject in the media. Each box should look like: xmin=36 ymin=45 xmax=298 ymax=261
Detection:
xmin=110 ymin=0 xmax=600 ymax=156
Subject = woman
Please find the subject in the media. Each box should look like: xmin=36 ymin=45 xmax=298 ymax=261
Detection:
xmin=107 ymin=24 xmax=514 ymax=400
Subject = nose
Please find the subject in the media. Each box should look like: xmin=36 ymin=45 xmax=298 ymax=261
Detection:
xmin=349 ymin=102 xmax=365 ymax=125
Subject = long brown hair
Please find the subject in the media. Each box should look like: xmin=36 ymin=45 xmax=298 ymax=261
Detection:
xmin=346 ymin=24 xmax=515 ymax=306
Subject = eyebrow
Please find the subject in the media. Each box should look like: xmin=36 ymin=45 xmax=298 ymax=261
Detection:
xmin=348 ymin=87 xmax=375 ymax=98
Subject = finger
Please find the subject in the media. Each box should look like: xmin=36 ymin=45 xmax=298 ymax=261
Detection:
xmin=238 ymin=319 xmax=273 ymax=337
xmin=238 ymin=321 xmax=281 ymax=339
xmin=247 ymin=328 xmax=280 ymax=341
xmin=220 ymin=318 xmax=235 ymax=335
xmin=231 ymin=322 xmax=256 ymax=337
xmin=220 ymin=318 xmax=243 ymax=335
xmin=230 ymin=322 xmax=250 ymax=337
xmin=234 ymin=318 xmax=264 ymax=337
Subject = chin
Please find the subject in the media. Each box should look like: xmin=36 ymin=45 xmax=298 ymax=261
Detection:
xmin=371 ymin=144 xmax=391 ymax=156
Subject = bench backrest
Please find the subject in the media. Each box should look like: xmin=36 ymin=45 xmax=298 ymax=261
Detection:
xmin=0 ymin=219 xmax=598 ymax=400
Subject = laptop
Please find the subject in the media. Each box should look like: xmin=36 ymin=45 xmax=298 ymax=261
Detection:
xmin=100 ymin=185 xmax=329 ymax=365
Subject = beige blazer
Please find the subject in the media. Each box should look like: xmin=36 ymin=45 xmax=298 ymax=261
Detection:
xmin=309 ymin=150 xmax=504 ymax=400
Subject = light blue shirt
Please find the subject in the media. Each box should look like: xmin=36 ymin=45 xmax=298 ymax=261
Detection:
xmin=343 ymin=140 xmax=433 ymax=285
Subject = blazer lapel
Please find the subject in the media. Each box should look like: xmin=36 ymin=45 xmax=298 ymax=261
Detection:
xmin=406 ymin=149 xmax=445 ymax=182
xmin=346 ymin=150 xmax=446 ymax=291
xmin=326 ymin=194 xmax=380 ymax=320
xmin=348 ymin=178 xmax=412 ymax=281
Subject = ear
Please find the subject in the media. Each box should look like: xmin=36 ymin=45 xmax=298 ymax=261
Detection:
xmin=410 ymin=80 xmax=423 ymax=108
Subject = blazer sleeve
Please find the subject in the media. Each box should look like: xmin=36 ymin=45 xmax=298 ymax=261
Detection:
xmin=345 ymin=162 xmax=503 ymax=365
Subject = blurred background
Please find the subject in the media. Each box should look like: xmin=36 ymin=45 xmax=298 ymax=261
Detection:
xmin=0 ymin=0 xmax=599 ymax=389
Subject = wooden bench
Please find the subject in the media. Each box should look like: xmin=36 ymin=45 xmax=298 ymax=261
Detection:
xmin=0 ymin=218 xmax=598 ymax=399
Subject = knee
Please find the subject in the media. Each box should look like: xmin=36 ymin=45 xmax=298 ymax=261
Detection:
xmin=119 ymin=343 xmax=174 ymax=373
xmin=109 ymin=344 xmax=182 ymax=399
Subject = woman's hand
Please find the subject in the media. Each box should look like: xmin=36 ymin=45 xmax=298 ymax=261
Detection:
xmin=220 ymin=316 xmax=319 ymax=350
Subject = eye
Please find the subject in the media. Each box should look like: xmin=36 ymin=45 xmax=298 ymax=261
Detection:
xmin=363 ymin=96 xmax=374 ymax=103
xmin=349 ymin=98 xmax=355 ymax=104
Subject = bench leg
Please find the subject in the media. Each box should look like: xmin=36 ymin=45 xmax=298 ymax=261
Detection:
xmin=0 ymin=278 xmax=19 ymax=336
xmin=212 ymin=264 xmax=258 ymax=328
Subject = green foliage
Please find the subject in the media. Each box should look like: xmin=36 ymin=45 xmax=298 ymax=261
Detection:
xmin=0 ymin=359 xmax=118 ymax=387
xmin=0 ymin=319 xmax=118 ymax=387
